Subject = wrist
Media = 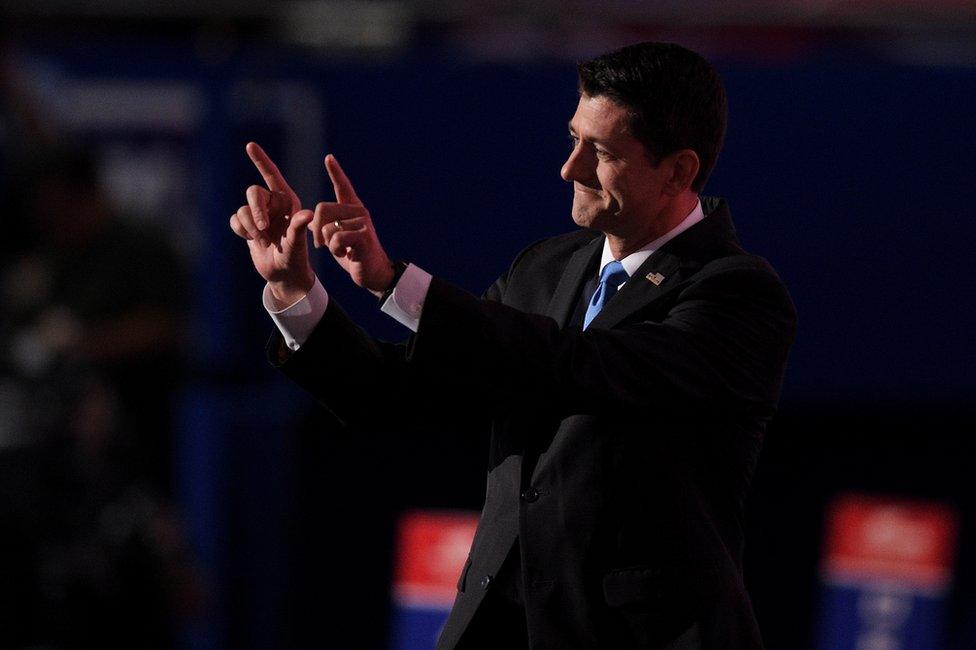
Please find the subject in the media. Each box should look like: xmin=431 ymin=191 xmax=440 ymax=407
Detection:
xmin=373 ymin=260 xmax=408 ymax=302
xmin=269 ymin=271 xmax=315 ymax=309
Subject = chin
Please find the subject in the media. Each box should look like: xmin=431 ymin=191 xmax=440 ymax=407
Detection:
xmin=571 ymin=202 xmax=602 ymax=229
xmin=573 ymin=208 xmax=611 ymax=232
xmin=572 ymin=211 xmax=595 ymax=229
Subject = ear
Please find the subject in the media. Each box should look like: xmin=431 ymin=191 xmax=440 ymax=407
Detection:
xmin=663 ymin=149 xmax=700 ymax=196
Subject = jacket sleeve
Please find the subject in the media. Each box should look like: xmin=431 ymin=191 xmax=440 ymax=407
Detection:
xmin=408 ymin=258 xmax=797 ymax=420
xmin=266 ymin=280 xmax=512 ymax=430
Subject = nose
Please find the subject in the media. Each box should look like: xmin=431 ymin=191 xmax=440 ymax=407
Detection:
xmin=561 ymin=143 xmax=588 ymax=183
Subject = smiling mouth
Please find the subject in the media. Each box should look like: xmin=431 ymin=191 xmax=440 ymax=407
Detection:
xmin=574 ymin=184 xmax=602 ymax=196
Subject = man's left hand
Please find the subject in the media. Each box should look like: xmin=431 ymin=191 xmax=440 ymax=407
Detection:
xmin=312 ymin=155 xmax=395 ymax=297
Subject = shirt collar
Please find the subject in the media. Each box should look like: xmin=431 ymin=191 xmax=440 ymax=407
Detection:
xmin=598 ymin=199 xmax=705 ymax=278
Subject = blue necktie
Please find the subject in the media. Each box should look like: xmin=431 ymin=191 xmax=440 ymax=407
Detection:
xmin=583 ymin=260 xmax=629 ymax=330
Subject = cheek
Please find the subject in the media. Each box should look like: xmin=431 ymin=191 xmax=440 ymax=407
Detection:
xmin=596 ymin=169 xmax=622 ymax=201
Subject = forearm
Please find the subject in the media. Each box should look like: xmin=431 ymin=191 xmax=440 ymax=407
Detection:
xmin=268 ymin=297 xmax=410 ymax=427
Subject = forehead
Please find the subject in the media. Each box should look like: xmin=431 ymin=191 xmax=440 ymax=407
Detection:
xmin=568 ymin=94 xmax=631 ymax=139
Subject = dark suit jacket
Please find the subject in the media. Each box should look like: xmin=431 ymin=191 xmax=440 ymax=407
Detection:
xmin=269 ymin=197 xmax=797 ymax=649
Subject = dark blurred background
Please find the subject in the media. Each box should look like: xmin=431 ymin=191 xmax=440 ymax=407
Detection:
xmin=0 ymin=1 xmax=974 ymax=648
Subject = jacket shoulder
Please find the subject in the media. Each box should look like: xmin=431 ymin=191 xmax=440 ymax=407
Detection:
xmin=695 ymin=252 xmax=789 ymax=295
xmin=511 ymin=229 xmax=601 ymax=269
xmin=687 ymin=252 xmax=797 ymax=331
xmin=485 ymin=229 xmax=600 ymax=301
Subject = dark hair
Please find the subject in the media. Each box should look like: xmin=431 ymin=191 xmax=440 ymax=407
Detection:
xmin=577 ymin=42 xmax=727 ymax=191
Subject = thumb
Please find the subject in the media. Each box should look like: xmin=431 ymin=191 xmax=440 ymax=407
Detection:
xmin=287 ymin=209 xmax=314 ymax=239
xmin=324 ymin=154 xmax=362 ymax=205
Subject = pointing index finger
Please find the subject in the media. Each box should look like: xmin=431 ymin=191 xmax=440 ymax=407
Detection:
xmin=246 ymin=142 xmax=292 ymax=193
xmin=325 ymin=154 xmax=362 ymax=206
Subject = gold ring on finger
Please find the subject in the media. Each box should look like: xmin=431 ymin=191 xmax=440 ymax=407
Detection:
xmin=334 ymin=219 xmax=343 ymax=231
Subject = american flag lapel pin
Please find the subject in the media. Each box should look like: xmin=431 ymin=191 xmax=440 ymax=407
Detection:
xmin=645 ymin=271 xmax=665 ymax=286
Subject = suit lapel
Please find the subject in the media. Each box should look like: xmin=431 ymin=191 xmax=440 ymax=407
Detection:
xmin=585 ymin=249 xmax=689 ymax=330
xmin=545 ymin=233 xmax=603 ymax=327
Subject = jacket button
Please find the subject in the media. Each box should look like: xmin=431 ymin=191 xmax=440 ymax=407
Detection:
xmin=480 ymin=575 xmax=493 ymax=590
xmin=520 ymin=487 xmax=540 ymax=503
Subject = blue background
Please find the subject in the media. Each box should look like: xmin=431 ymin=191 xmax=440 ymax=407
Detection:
xmin=9 ymin=32 xmax=976 ymax=648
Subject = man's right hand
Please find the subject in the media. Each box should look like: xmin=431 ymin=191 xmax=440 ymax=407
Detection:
xmin=229 ymin=142 xmax=315 ymax=308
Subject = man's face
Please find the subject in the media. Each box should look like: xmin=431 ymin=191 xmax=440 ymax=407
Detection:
xmin=561 ymin=94 xmax=669 ymax=237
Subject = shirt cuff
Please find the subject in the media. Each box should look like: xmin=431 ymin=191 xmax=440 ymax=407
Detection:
xmin=263 ymin=276 xmax=329 ymax=351
xmin=380 ymin=263 xmax=431 ymax=332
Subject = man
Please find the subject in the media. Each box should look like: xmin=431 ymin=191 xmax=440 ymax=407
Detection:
xmin=230 ymin=42 xmax=796 ymax=649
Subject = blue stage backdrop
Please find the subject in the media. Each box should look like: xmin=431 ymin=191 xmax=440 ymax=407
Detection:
xmin=15 ymin=36 xmax=976 ymax=648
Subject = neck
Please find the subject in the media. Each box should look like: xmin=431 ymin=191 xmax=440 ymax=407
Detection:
xmin=605 ymin=192 xmax=698 ymax=259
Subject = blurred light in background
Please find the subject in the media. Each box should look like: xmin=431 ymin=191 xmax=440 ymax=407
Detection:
xmin=817 ymin=494 xmax=959 ymax=649
xmin=391 ymin=510 xmax=479 ymax=649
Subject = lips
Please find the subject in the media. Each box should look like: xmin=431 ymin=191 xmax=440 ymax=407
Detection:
xmin=574 ymin=184 xmax=602 ymax=196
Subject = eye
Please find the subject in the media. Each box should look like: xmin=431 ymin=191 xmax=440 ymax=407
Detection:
xmin=595 ymin=148 xmax=614 ymax=161
xmin=568 ymin=133 xmax=579 ymax=148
